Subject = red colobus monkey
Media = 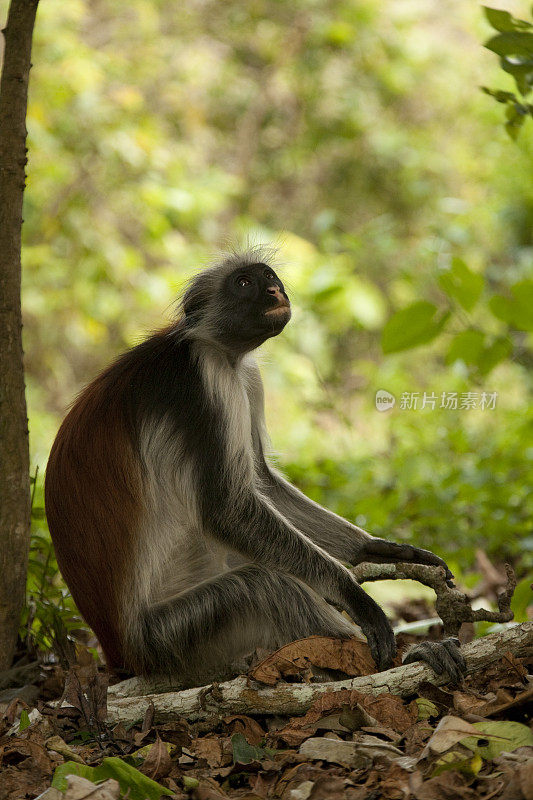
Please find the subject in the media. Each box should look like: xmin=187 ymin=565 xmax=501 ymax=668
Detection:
xmin=45 ymin=250 xmax=464 ymax=685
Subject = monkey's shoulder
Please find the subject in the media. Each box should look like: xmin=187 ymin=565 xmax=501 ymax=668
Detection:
xmin=110 ymin=328 xmax=203 ymax=412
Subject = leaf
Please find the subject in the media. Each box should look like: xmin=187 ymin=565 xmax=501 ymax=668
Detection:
xmin=505 ymin=107 xmax=527 ymax=138
xmin=501 ymin=56 xmax=533 ymax=80
xmin=382 ymin=302 xmax=449 ymax=354
xmin=477 ymin=336 xmax=512 ymax=375
xmin=485 ymin=32 xmax=533 ymax=58
xmin=223 ymin=715 xmax=266 ymax=746
xmin=139 ymin=737 xmax=172 ymax=780
xmin=249 ymin=635 xmax=375 ymax=685
xmin=299 ymin=737 xmax=372 ymax=768
xmin=483 ymin=7 xmax=533 ymax=33
xmin=446 ymin=330 xmax=485 ymax=366
xmin=432 ymin=750 xmax=484 ymax=778
xmin=231 ymin=733 xmax=277 ymax=765
xmin=446 ymin=330 xmax=510 ymax=375
xmin=461 ymin=720 xmax=533 ymax=760
xmin=52 ymin=758 xmax=173 ymax=800
xmin=190 ymin=736 xmax=225 ymax=767
xmin=19 ymin=709 xmax=31 ymax=731
xmin=489 ymin=280 xmax=533 ymax=330
xmin=423 ymin=716 xmax=494 ymax=755
xmin=415 ymin=698 xmax=439 ymax=721
xmin=481 ymin=87 xmax=518 ymax=103
xmin=278 ymin=688 xmax=416 ymax=747
xmin=438 ymin=257 xmax=484 ymax=311
xmin=52 ymin=762 xmax=98 ymax=792
xmin=511 ymin=577 xmax=533 ymax=621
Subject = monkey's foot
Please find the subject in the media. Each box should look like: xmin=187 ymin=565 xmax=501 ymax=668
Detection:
xmin=402 ymin=637 xmax=466 ymax=683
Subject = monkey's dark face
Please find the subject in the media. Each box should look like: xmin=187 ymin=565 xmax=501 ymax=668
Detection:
xmin=220 ymin=263 xmax=291 ymax=351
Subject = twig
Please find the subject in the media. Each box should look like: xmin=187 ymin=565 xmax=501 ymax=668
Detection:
xmin=351 ymin=562 xmax=516 ymax=636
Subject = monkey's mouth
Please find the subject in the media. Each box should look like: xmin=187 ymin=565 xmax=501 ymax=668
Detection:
xmin=265 ymin=301 xmax=291 ymax=317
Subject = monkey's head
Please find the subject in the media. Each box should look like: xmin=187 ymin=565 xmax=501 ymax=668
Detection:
xmin=182 ymin=253 xmax=291 ymax=354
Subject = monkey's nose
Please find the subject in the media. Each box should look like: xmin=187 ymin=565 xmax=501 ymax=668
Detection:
xmin=267 ymin=286 xmax=285 ymax=302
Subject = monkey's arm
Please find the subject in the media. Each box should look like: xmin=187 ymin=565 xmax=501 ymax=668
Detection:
xmin=257 ymin=465 xmax=467 ymax=679
xmin=259 ymin=463 xmax=454 ymax=582
xmin=201 ymin=473 xmax=396 ymax=670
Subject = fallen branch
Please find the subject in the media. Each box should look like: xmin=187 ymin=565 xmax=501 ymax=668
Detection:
xmin=352 ymin=562 xmax=516 ymax=636
xmin=105 ymin=621 xmax=533 ymax=725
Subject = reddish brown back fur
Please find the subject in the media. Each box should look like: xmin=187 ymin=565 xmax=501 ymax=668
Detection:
xmin=45 ymin=367 xmax=142 ymax=670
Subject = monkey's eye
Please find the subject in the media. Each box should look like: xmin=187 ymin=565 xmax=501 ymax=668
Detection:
xmin=264 ymin=270 xmax=275 ymax=281
xmin=237 ymin=276 xmax=252 ymax=287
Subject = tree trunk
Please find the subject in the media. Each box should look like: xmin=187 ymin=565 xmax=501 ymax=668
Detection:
xmin=0 ymin=0 xmax=39 ymax=670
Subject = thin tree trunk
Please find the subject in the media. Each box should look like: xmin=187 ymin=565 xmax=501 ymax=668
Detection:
xmin=0 ymin=0 xmax=39 ymax=670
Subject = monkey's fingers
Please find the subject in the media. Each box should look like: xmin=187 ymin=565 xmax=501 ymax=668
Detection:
xmin=361 ymin=539 xmax=455 ymax=586
xmin=359 ymin=618 xmax=397 ymax=672
xmin=402 ymin=638 xmax=465 ymax=684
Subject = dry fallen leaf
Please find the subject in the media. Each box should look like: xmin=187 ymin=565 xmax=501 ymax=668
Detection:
xmin=410 ymin=769 xmax=477 ymax=800
xmin=299 ymin=737 xmax=372 ymax=769
xmin=249 ymin=636 xmax=376 ymax=685
xmin=278 ymin=688 xmax=416 ymax=746
xmin=223 ymin=715 xmax=266 ymax=746
xmin=62 ymin=775 xmax=120 ymax=800
xmin=190 ymin=736 xmax=226 ymax=768
xmin=45 ymin=735 xmax=85 ymax=765
xmin=139 ymin=736 xmax=172 ymax=780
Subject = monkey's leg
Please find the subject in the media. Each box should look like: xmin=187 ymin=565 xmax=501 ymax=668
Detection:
xmin=127 ymin=564 xmax=358 ymax=681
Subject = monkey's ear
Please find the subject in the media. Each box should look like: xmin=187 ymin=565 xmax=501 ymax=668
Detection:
xmin=182 ymin=274 xmax=211 ymax=322
xmin=183 ymin=293 xmax=202 ymax=320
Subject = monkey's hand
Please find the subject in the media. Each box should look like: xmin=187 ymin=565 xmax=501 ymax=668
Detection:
xmin=402 ymin=637 xmax=466 ymax=683
xmin=346 ymin=587 xmax=397 ymax=671
xmin=359 ymin=539 xmax=455 ymax=587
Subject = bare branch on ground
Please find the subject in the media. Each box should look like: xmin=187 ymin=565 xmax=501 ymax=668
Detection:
xmin=104 ymin=621 xmax=533 ymax=725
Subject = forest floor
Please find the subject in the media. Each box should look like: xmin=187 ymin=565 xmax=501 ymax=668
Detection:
xmin=0 ymin=593 xmax=532 ymax=800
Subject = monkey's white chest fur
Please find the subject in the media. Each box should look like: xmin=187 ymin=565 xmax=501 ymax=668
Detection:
xmin=136 ymin=350 xmax=257 ymax=606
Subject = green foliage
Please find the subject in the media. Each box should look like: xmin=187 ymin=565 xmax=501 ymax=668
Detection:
xmin=382 ymin=302 xmax=450 ymax=354
xmin=231 ymin=734 xmax=277 ymax=765
xmin=52 ymin=758 xmax=172 ymax=799
xmin=438 ymin=258 xmax=484 ymax=313
xmin=282 ymin=404 xmax=533 ymax=574
xmin=22 ymin=472 xmax=83 ymax=660
xmin=382 ymin=254 xmax=530 ymax=379
xmin=489 ymin=279 xmax=533 ymax=331
xmin=461 ymin=720 xmax=533 ymax=759
xmin=483 ymin=6 xmax=533 ymax=138
xmin=19 ymin=710 xmax=31 ymax=732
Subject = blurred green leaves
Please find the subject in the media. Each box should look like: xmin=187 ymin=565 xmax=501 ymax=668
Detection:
xmin=382 ymin=302 xmax=449 ymax=354
xmin=380 ymin=253 xmax=529 ymax=379
xmin=489 ymin=280 xmax=533 ymax=331
xmin=483 ymin=6 xmax=533 ymax=137
xmin=438 ymin=258 xmax=483 ymax=313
